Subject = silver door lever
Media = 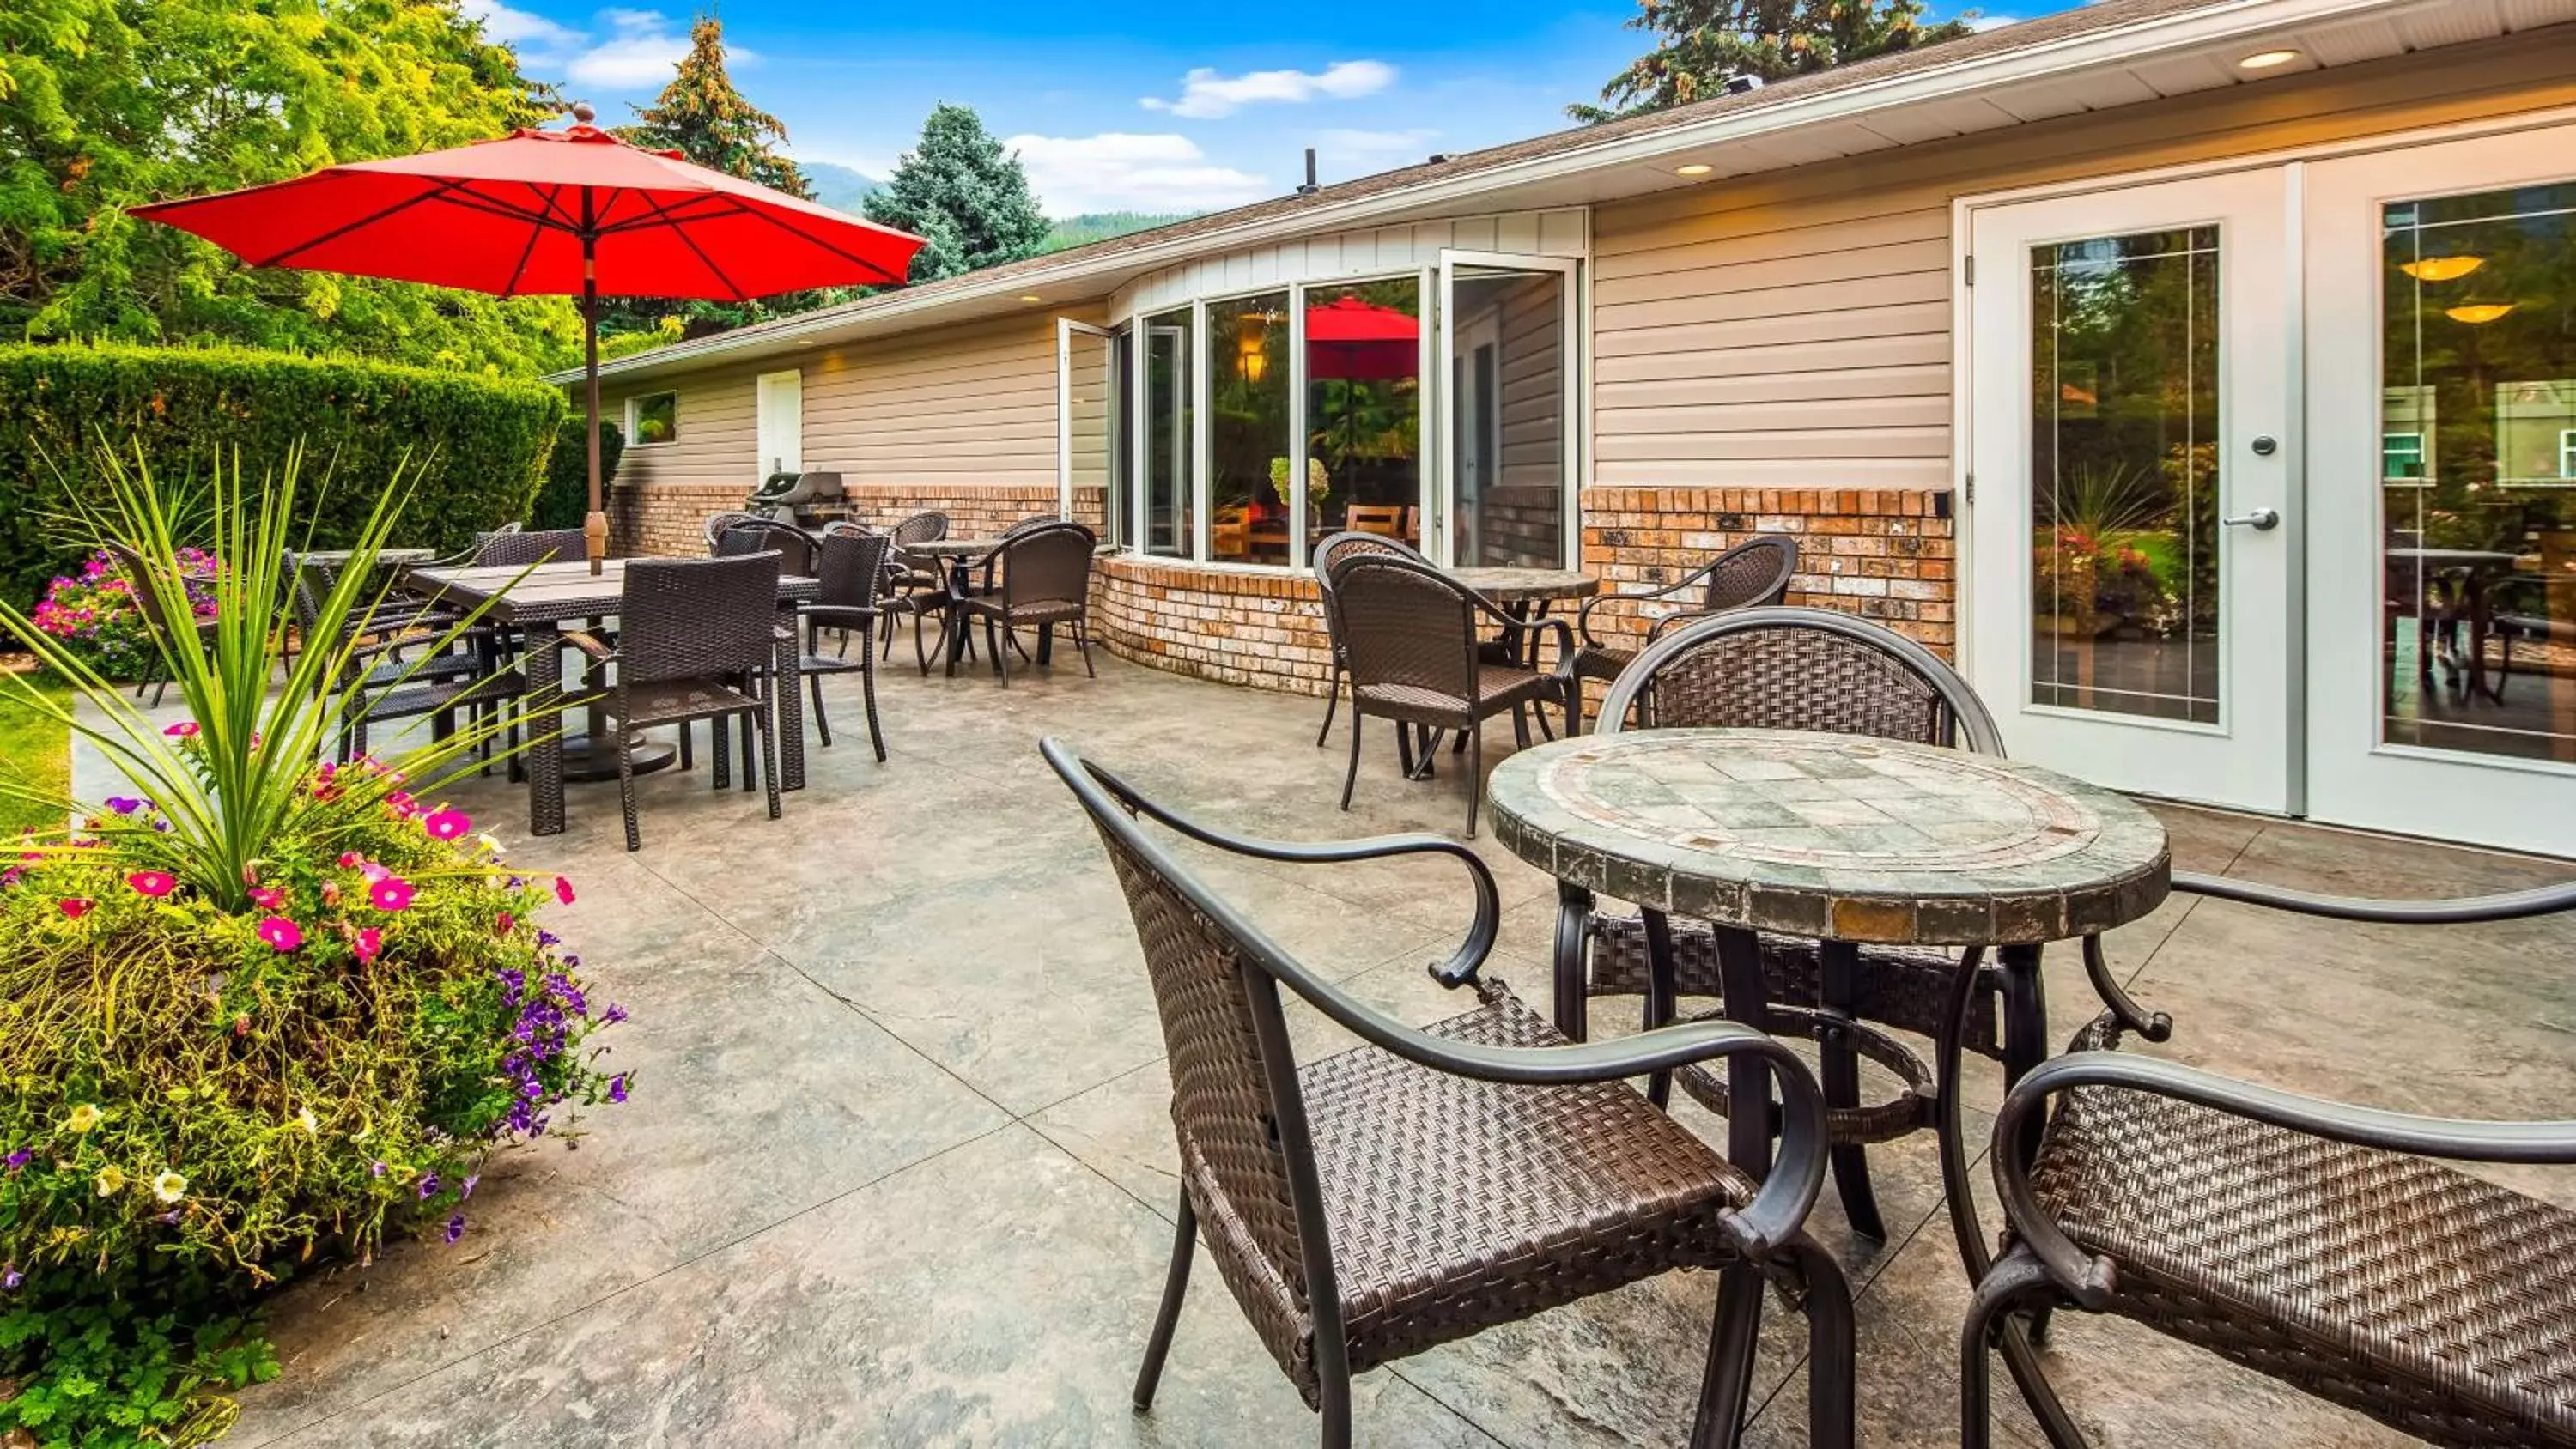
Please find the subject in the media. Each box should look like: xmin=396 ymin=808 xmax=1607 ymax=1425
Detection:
xmin=2221 ymin=507 xmax=2280 ymax=530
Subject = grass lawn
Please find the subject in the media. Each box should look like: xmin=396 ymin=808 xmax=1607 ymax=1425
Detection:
xmin=0 ymin=665 xmax=71 ymax=834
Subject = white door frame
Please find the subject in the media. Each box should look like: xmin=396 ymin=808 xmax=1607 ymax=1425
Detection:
xmin=1435 ymin=250 xmax=1581 ymax=567
xmin=2302 ymin=124 xmax=2576 ymax=855
xmin=1056 ymin=318 xmax=1115 ymax=528
xmin=754 ymin=368 xmax=802 ymax=483
xmin=1959 ymin=167 xmax=2300 ymax=814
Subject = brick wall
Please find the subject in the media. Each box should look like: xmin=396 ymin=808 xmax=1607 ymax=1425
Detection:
xmin=612 ymin=480 xmax=1107 ymax=555
xmin=1579 ymin=487 xmax=1955 ymax=656
xmin=1093 ymin=556 xmax=1333 ymax=697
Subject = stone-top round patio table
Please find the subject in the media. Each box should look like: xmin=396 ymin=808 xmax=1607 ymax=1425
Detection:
xmin=1485 ymin=725 xmax=2168 ymax=1432
xmin=1447 ymin=566 xmax=1600 ymax=606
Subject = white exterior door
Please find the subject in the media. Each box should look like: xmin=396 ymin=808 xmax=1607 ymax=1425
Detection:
xmin=2303 ymin=127 xmax=2576 ymax=855
xmin=755 ymin=368 xmax=802 ymax=482
xmin=1965 ymin=169 xmax=2298 ymax=814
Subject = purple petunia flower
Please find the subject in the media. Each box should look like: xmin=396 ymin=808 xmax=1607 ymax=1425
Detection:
xmin=460 ymin=1173 xmax=478 ymax=1200
xmin=444 ymin=1214 xmax=466 ymax=1245
xmin=416 ymin=1173 xmax=440 ymax=1199
xmin=105 ymin=796 xmax=142 ymax=815
xmin=601 ymin=1003 xmax=627 ymax=1027
xmin=4 ymin=1149 xmax=28 ymax=1173
xmin=370 ymin=1160 xmax=388 ymax=1179
xmin=607 ymin=1074 xmax=629 ymax=1104
xmin=3 ymin=1266 xmax=19 ymax=1291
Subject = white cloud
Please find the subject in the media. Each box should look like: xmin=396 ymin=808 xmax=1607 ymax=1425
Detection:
xmin=1004 ymin=133 xmax=1271 ymax=215
xmin=1965 ymin=13 xmax=2022 ymax=29
xmin=1315 ymin=127 xmax=1439 ymax=167
xmin=456 ymin=0 xmax=580 ymax=48
xmin=1139 ymin=60 xmax=1395 ymax=120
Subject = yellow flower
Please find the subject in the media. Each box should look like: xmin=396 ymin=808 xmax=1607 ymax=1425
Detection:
xmin=94 ymin=1165 xmax=125 ymax=1197
xmin=293 ymin=1107 xmax=319 ymax=1137
xmin=152 ymin=1171 xmax=187 ymax=1203
xmin=64 ymin=1103 xmax=103 ymax=1134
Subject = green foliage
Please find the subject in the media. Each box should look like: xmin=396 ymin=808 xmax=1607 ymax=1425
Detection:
xmin=31 ymin=548 xmax=219 ymax=681
xmin=864 ymin=105 xmax=1051 ymax=283
xmin=0 ymin=445 xmax=623 ymax=1446
xmin=1573 ymin=0 xmax=1974 ymax=122
xmin=532 ymin=418 xmax=624 ymax=531
xmin=0 ymin=343 xmax=563 ymax=608
xmin=1038 ymin=212 xmax=1195 ymax=255
xmin=0 ymin=0 xmax=585 ymax=374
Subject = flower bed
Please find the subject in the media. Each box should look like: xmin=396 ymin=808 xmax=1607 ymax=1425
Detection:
xmin=31 ymin=549 xmax=219 ymax=680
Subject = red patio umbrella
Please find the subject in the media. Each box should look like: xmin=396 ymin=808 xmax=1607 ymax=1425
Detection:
xmin=1304 ymin=293 xmax=1419 ymax=381
xmin=134 ymin=104 xmax=925 ymax=573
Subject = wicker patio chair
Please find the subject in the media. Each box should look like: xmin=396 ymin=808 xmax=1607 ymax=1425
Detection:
xmin=98 ymin=540 xmax=222 ymax=707
xmin=561 ymin=553 xmax=784 ymax=852
xmin=878 ymin=509 xmax=951 ymax=666
xmin=1570 ymin=535 xmax=1797 ymax=689
xmin=1328 ymin=552 xmax=1578 ymax=837
xmin=1309 ymin=530 xmax=1426 ymax=748
xmin=1043 ymin=737 xmax=1856 ymax=1449
xmin=1963 ymin=870 xmax=2576 ymax=1448
xmin=947 ymin=521 xmax=1095 ymax=686
xmin=714 ymin=518 xmax=817 ymax=577
xmin=702 ymin=511 xmax=755 ymax=552
xmin=791 ymin=527 xmax=889 ymax=760
xmin=1559 ymin=606 xmax=2011 ymax=1240
xmin=472 ymin=527 xmax=589 ymax=567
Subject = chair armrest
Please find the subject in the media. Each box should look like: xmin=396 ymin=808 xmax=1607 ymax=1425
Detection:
xmin=801 ymin=603 xmax=881 ymax=631
xmin=1991 ymin=1049 xmax=2576 ymax=1307
xmin=1086 ymin=756 xmax=1500 ymax=990
xmin=560 ymin=629 xmax=617 ymax=664
xmin=2173 ymin=870 xmax=2576 ymax=924
xmin=1575 ymin=572 xmax=1710 ymax=647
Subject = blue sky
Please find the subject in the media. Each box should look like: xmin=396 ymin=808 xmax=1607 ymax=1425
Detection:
xmin=461 ymin=0 xmax=2025 ymax=215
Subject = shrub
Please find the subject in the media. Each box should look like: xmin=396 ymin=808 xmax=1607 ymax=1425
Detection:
xmin=0 ymin=446 xmax=623 ymax=1446
xmin=31 ymin=549 xmax=222 ymax=681
xmin=0 ymin=344 xmax=567 ymax=609
xmin=530 ymin=416 xmax=624 ymax=532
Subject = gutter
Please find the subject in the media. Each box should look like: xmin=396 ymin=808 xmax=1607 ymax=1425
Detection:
xmin=552 ymin=0 xmax=2445 ymax=386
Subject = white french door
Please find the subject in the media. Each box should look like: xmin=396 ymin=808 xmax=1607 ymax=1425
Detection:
xmin=1056 ymin=318 xmax=1121 ymax=542
xmin=754 ymin=368 xmax=802 ymax=482
xmin=2303 ymin=128 xmax=2576 ymax=855
xmin=1433 ymin=251 xmax=1580 ymax=567
xmin=1965 ymin=169 xmax=2299 ymax=815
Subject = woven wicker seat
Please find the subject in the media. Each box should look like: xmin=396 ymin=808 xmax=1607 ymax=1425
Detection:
xmin=1045 ymin=738 xmax=1855 ymax=1448
xmin=1967 ymin=1000 xmax=2576 ymax=1449
xmin=1571 ymin=535 xmax=1796 ymax=689
xmin=1329 ymin=552 xmax=1578 ymax=837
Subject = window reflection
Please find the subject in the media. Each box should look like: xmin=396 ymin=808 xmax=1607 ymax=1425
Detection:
xmin=1306 ymin=281 xmax=1422 ymax=549
xmin=1143 ymin=308 xmax=1192 ymax=557
xmin=2381 ymin=182 xmax=2576 ymax=763
xmin=1207 ymin=292 xmax=1291 ymax=563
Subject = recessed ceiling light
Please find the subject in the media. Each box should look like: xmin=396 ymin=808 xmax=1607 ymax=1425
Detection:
xmin=1020 ymin=294 xmax=1044 ymax=303
xmin=2237 ymin=48 xmax=2300 ymax=70
xmin=795 ymin=336 xmax=815 ymax=346
xmin=2445 ymin=303 xmax=2515 ymax=324
xmin=1675 ymin=163 xmax=1714 ymax=177
xmin=2398 ymin=255 xmax=2484 ymax=283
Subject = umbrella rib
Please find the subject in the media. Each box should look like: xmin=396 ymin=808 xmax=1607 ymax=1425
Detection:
xmin=738 ymin=205 xmax=911 ymax=288
xmin=592 ymin=193 xmax=741 ymax=235
xmin=254 ymin=177 xmax=472 ymax=268
xmin=631 ymin=192 xmax=752 ymax=302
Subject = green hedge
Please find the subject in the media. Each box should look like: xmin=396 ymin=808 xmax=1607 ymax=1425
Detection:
xmin=0 ymin=344 xmax=567 ymax=607
xmin=530 ymin=415 xmax=625 ymax=531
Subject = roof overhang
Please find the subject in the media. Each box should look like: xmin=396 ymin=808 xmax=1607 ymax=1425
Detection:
xmin=556 ymin=0 xmax=2567 ymax=385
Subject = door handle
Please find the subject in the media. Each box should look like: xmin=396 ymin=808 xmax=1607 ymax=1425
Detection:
xmin=2221 ymin=507 xmax=2281 ymax=531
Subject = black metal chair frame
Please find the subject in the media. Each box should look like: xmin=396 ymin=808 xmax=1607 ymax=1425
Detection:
xmin=1309 ymin=530 xmax=1430 ymax=749
xmin=1327 ymin=551 xmax=1579 ymax=838
xmin=878 ymin=509 xmax=953 ymax=670
xmin=1962 ymin=874 xmax=2576 ymax=1449
xmin=793 ymin=527 xmax=890 ymax=761
xmin=1044 ymin=737 xmax=1856 ymax=1449
xmin=714 ymin=518 xmax=818 ymax=577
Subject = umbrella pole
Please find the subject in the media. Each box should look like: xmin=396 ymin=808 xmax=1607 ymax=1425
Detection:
xmin=582 ymin=222 xmax=607 ymax=577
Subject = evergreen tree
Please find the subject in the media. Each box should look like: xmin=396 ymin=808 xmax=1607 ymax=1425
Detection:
xmin=1573 ymin=0 xmax=1974 ymax=123
xmin=0 ymin=0 xmax=582 ymax=374
xmin=863 ymin=104 xmax=1051 ymax=283
xmin=606 ymin=15 xmax=821 ymax=336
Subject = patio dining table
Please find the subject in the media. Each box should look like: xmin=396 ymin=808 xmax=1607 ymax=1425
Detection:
xmin=1451 ymin=565 xmax=1597 ymax=669
xmin=406 ymin=560 xmax=820 ymax=836
xmin=908 ymin=537 xmax=1006 ymax=665
xmin=1485 ymin=725 xmax=2169 ymax=1430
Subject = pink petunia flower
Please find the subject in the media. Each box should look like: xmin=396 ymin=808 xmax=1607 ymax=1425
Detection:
xmin=422 ymin=809 xmax=471 ymax=840
xmin=553 ymin=876 xmax=575 ymax=906
xmin=127 ymin=871 xmax=176 ymax=898
xmin=337 ymin=852 xmax=365 ymax=869
xmin=368 ymin=876 xmax=414 ymax=912
xmin=163 ymin=721 xmax=199 ymax=737
xmin=248 ymin=887 xmax=284 ymax=910
xmin=385 ymin=791 xmax=415 ymax=813
xmin=59 ymin=898 xmax=92 ymax=919
xmin=257 ymin=916 xmax=304 ymax=952
xmin=495 ymin=912 xmax=515 ymax=936
xmin=352 ymin=927 xmax=383 ymax=962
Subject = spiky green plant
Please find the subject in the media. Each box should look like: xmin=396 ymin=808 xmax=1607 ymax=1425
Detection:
xmin=0 ymin=444 xmax=532 ymax=906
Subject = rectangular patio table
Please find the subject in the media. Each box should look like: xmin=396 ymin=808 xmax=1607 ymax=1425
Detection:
xmin=407 ymin=560 xmax=820 ymax=836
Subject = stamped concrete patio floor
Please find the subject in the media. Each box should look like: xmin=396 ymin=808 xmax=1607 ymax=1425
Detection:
xmin=209 ymin=652 xmax=2576 ymax=1448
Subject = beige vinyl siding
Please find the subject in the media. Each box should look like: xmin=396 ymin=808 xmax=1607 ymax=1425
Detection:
xmin=1496 ymin=272 xmax=1564 ymax=494
xmin=602 ymin=304 xmax=1109 ymax=494
xmin=1588 ymin=26 xmax=2576 ymax=491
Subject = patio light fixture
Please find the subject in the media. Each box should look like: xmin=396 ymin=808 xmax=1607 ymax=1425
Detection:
xmin=2398 ymin=255 xmax=2485 ymax=282
xmin=2445 ymin=302 xmax=2515 ymax=324
xmin=1235 ymin=311 xmax=1270 ymax=383
xmin=2237 ymin=48 xmax=2300 ymax=69
xmin=1020 ymin=293 xmax=1043 ymax=303
xmin=1675 ymin=163 xmax=1715 ymax=177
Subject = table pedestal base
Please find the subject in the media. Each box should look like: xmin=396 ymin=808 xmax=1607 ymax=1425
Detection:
xmin=556 ymin=731 xmax=677 ymax=783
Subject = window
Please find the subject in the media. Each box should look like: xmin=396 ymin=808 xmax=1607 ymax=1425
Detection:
xmin=1206 ymin=292 xmax=1290 ymax=563
xmin=626 ymin=391 xmax=677 ymax=446
xmin=1141 ymin=309 xmax=1193 ymax=557
xmin=1307 ymin=278 xmax=1422 ymax=552
xmin=2382 ymin=431 xmax=2426 ymax=482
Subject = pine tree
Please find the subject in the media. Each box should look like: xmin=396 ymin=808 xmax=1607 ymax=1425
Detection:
xmin=863 ymin=105 xmax=1051 ymax=283
xmin=606 ymin=15 xmax=819 ymax=334
xmin=1573 ymin=0 xmax=1973 ymax=123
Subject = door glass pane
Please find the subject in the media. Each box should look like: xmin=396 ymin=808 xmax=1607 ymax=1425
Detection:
xmin=2380 ymin=181 xmax=2576 ymax=762
xmin=2028 ymin=227 xmax=2221 ymax=724
xmin=1207 ymin=291 xmax=1290 ymax=565
xmin=1065 ymin=328 xmax=1116 ymax=542
xmin=1306 ymin=279 xmax=1421 ymax=550
xmin=1446 ymin=267 xmax=1566 ymax=567
xmin=1103 ymin=328 xmax=1129 ymax=549
xmin=1144 ymin=309 xmax=1193 ymax=557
